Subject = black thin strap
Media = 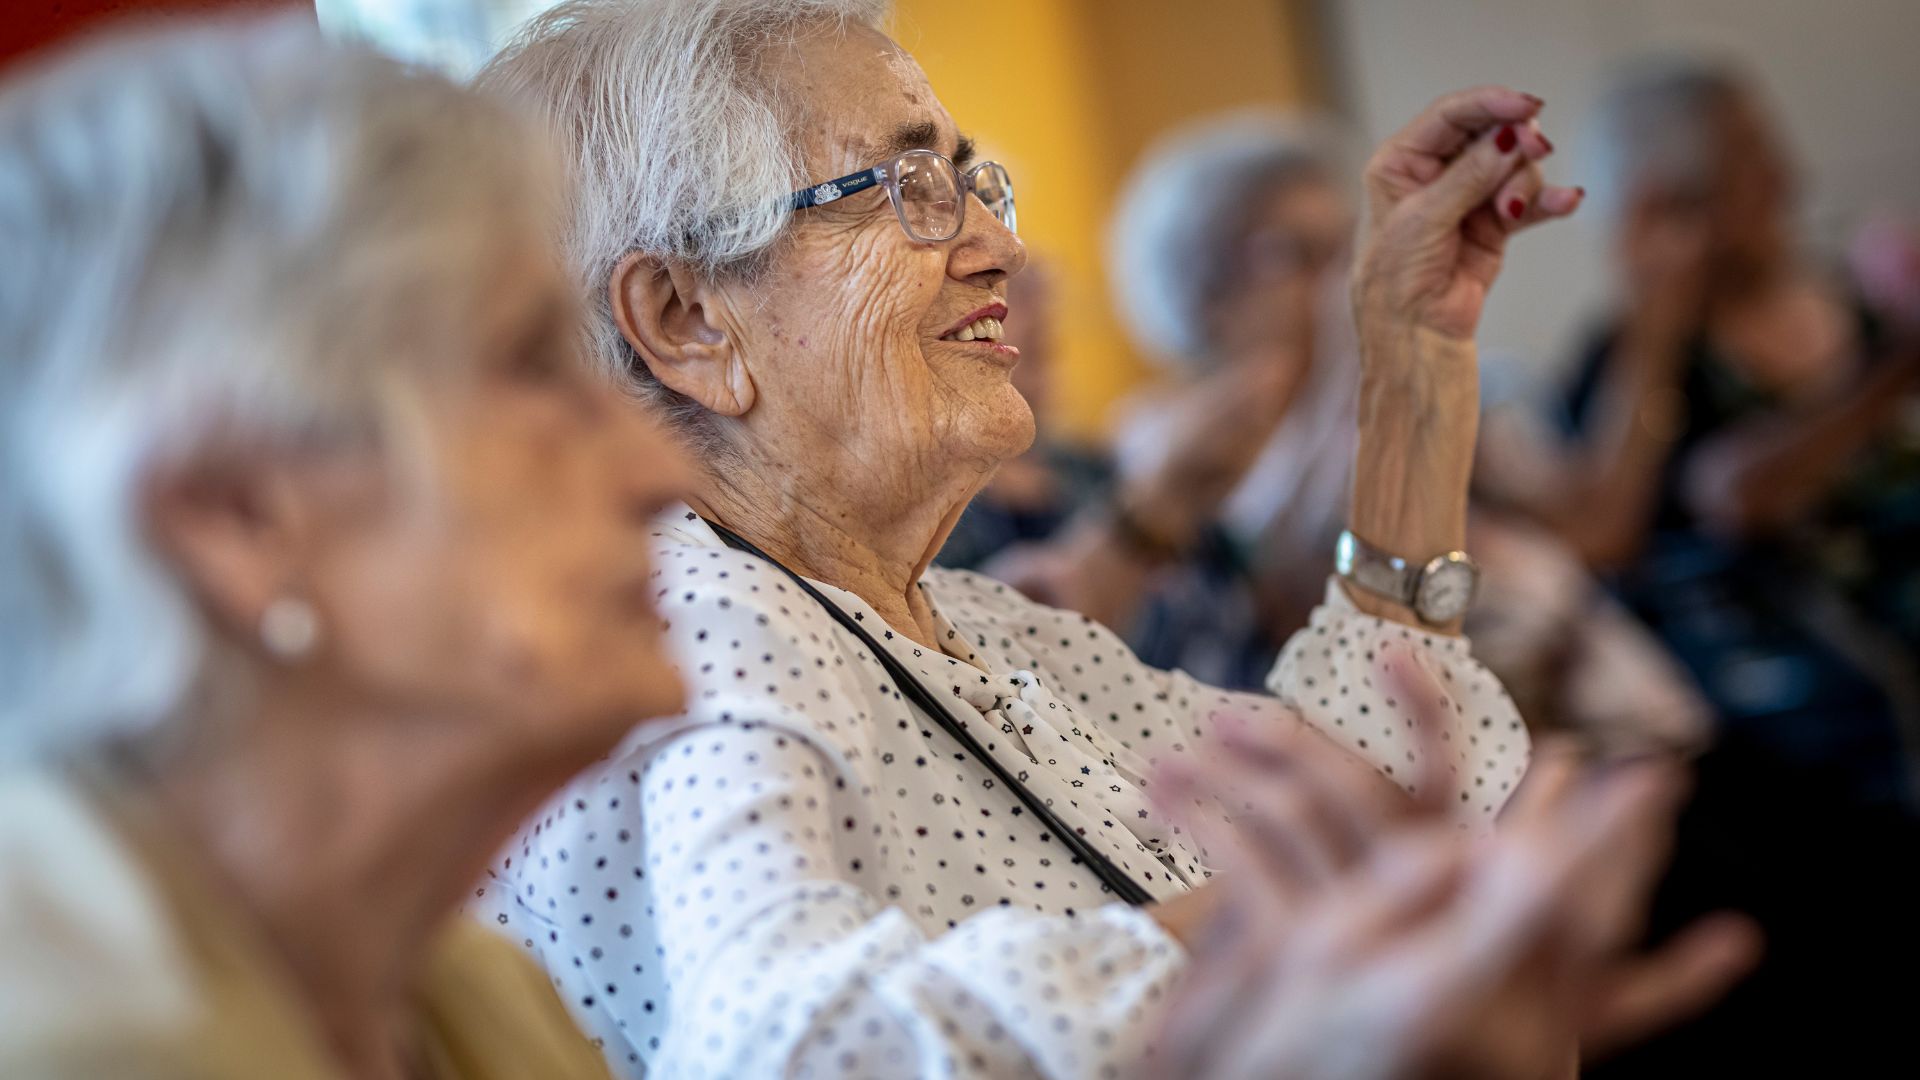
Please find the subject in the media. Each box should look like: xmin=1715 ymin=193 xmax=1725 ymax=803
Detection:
xmin=702 ymin=518 xmax=1154 ymax=907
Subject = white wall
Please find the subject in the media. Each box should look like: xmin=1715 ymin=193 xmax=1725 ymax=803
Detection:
xmin=1325 ymin=0 xmax=1920 ymax=387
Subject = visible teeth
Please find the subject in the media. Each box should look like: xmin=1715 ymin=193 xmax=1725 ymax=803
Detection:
xmin=944 ymin=315 xmax=1003 ymax=342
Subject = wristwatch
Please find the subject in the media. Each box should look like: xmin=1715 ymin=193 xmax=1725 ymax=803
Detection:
xmin=1334 ymin=529 xmax=1480 ymax=626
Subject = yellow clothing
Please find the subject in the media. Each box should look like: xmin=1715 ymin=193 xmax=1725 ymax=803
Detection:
xmin=0 ymin=768 xmax=611 ymax=1079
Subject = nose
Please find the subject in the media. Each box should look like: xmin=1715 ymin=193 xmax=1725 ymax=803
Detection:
xmin=947 ymin=191 xmax=1027 ymax=286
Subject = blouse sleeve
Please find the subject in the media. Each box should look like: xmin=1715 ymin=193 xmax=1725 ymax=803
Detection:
xmin=1122 ymin=579 xmax=1530 ymax=821
xmin=622 ymin=722 xmax=1182 ymax=1079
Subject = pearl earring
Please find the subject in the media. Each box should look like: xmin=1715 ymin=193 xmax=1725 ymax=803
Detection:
xmin=260 ymin=596 xmax=321 ymax=660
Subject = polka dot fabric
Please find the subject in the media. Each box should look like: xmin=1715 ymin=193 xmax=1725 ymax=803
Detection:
xmin=471 ymin=508 xmax=1528 ymax=1078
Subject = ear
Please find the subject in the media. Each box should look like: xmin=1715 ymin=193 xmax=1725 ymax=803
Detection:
xmin=609 ymin=252 xmax=756 ymax=417
xmin=142 ymin=456 xmax=312 ymax=647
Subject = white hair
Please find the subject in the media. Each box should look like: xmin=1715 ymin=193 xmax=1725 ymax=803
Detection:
xmin=0 ymin=17 xmax=546 ymax=759
xmin=1107 ymin=110 xmax=1344 ymax=370
xmin=1584 ymin=55 xmax=1747 ymax=224
xmin=477 ymin=0 xmax=890 ymax=435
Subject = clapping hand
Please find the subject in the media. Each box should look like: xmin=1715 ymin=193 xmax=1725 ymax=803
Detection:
xmin=1149 ymin=646 xmax=1759 ymax=1080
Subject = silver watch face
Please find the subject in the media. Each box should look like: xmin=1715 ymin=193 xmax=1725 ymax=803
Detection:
xmin=1415 ymin=556 xmax=1477 ymax=623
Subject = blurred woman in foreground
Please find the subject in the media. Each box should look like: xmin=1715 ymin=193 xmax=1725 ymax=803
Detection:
xmin=0 ymin=19 xmax=690 ymax=1078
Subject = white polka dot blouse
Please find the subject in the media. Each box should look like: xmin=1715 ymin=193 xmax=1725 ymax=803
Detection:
xmin=471 ymin=507 xmax=1529 ymax=1078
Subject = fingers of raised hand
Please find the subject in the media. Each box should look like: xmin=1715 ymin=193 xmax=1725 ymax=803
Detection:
xmin=1376 ymin=84 xmax=1543 ymax=170
xmin=1493 ymin=755 xmax=1689 ymax=956
xmin=1376 ymin=643 xmax=1462 ymax=814
xmin=1493 ymin=153 xmax=1584 ymax=232
xmin=1153 ymin=757 xmax=1311 ymax=912
xmin=1403 ymin=117 xmax=1556 ymax=228
xmin=1497 ymin=736 xmax=1588 ymax=825
xmin=1157 ymin=909 xmax=1286 ymax=1076
xmin=1214 ymin=712 xmax=1410 ymax=856
xmin=1580 ymin=913 xmax=1763 ymax=1054
xmin=1179 ymin=731 xmax=1349 ymax=886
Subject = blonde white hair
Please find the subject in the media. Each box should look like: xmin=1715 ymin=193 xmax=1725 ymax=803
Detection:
xmin=0 ymin=17 xmax=546 ymax=758
xmin=477 ymin=0 xmax=891 ymax=433
xmin=1108 ymin=111 xmax=1343 ymax=370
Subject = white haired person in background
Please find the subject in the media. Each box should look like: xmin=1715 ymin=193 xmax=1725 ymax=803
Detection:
xmin=981 ymin=113 xmax=1364 ymax=689
xmin=472 ymin=0 xmax=1586 ymax=1076
xmin=0 ymin=17 xmax=695 ymax=1079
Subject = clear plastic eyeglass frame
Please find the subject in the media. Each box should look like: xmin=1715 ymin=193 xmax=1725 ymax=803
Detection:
xmin=788 ymin=148 xmax=1016 ymax=242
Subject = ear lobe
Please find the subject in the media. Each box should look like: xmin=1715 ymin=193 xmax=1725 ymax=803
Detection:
xmin=609 ymin=251 xmax=755 ymax=417
xmin=142 ymin=460 xmax=303 ymax=646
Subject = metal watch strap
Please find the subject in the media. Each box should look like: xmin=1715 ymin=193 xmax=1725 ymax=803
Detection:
xmin=1335 ymin=529 xmax=1419 ymax=607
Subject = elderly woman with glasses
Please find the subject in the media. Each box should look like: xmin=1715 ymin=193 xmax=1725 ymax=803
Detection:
xmin=0 ymin=18 xmax=692 ymax=1078
xmin=473 ymin=1 xmax=1580 ymax=1075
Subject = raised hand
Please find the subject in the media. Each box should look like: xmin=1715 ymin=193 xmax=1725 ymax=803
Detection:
xmin=1354 ymin=86 xmax=1582 ymax=350
xmin=1343 ymin=88 xmax=1583 ymax=627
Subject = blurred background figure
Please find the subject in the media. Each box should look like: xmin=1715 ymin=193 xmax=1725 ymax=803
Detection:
xmin=1472 ymin=57 xmax=1920 ymax=1077
xmin=1485 ymin=59 xmax=1920 ymax=796
xmin=0 ymin=16 xmax=689 ymax=1077
xmin=943 ymin=113 xmax=1355 ymax=691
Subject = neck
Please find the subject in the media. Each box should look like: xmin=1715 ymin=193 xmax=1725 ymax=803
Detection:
xmin=141 ymin=677 xmax=590 ymax=1079
xmin=690 ymin=439 xmax=985 ymax=650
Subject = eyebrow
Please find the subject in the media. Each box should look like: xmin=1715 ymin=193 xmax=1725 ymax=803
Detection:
xmin=859 ymin=120 xmax=974 ymax=167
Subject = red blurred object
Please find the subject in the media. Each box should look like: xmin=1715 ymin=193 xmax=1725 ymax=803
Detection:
xmin=1 ymin=1 xmax=308 ymax=71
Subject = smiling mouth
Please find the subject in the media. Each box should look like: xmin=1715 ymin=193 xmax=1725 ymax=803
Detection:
xmin=940 ymin=314 xmax=1004 ymax=343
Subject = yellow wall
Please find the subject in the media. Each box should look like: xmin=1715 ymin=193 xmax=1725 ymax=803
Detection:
xmin=893 ymin=0 xmax=1319 ymax=441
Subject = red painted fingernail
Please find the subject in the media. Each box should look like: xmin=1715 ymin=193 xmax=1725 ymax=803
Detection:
xmin=1539 ymin=132 xmax=1556 ymax=154
xmin=1507 ymin=198 xmax=1527 ymax=219
xmin=1575 ymin=186 xmax=1587 ymax=198
xmin=1522 ymin=92 xmax=1545 ymax=107
xmin=1495 ymin=125 xmax=1518 ymax=153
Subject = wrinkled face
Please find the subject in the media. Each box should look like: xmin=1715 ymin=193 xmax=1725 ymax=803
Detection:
xmin=714 ymin=24 xmax=1031 ymax=491
xmin=305 ymin=241 xmax=692 ymax=759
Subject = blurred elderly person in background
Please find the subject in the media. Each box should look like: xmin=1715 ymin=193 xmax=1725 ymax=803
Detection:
xmin=965 ymin=113 xmax=1359 ymax=691
xmin=986 ymin=107 xmax=1706 ymax=750
xmin=1476 ymin=57 xmax=1920 ymax=1077
xmin=1107 ymin=112 xmax=1360 ymax=636
xmin=1488 ymin=58 xmax=1920 ymax=794
xmin=473 ymin=0 xmax=1580 ymax=1074
xmin=0 ymin=18 xmax=692 ymax=1078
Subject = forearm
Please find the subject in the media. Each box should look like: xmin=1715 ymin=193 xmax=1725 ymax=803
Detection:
xmin=1691 ymin=345 xmax=1920 ymax=533
xmin=1524 ymin=327 xmax=1687 ymax=567
xmin=1348 ymin=327 xmax=1478 ymax=631
xmin=1557 ymin=360 xmax=1684 ymax=566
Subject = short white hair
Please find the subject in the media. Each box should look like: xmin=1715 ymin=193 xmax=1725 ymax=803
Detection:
xmin=1108 ymin=111 xmax=1342 ymax=369
xmin=0 ymin=17 xmax=546 ymax=759
xmin=477 ymin=0 xmax=890 ymax=432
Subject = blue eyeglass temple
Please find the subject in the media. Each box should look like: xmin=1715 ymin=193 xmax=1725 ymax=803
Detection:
xmin=789 ymin=168 xmax=884 ymax=211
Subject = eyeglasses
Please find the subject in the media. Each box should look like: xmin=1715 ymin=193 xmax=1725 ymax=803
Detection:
xmin=787 ymin=148 xmax=1016 ymax=243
